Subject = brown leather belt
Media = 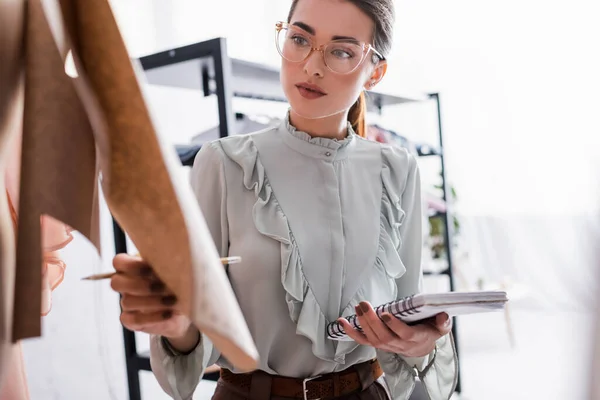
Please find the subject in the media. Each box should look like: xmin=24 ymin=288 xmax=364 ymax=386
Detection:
xmin=220 ymin=359 xmax=383 ymax=400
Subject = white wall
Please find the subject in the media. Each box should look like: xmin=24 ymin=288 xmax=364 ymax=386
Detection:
xmin=384 ymin=0 xmax=600 ymax=216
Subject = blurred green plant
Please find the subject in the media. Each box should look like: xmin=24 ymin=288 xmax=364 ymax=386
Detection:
xmin=428 ymin=183 xmax=460 ymax=259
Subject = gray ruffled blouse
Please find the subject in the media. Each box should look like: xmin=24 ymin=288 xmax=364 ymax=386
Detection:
xmin=149 ymin=112 xmax=458 ymax=400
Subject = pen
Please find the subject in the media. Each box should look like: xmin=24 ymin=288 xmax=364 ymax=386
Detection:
xmin=81 ymin=256 xmax=242 ymax=281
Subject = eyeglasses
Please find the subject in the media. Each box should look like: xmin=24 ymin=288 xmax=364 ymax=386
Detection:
xmin=275 ymin=21 xmax=384 ymax=75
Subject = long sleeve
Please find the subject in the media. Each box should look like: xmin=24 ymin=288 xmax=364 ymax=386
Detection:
xmin=377 ymin=149 xmax=458 ymax=400
xmin=149 ymin=142 xmax=226 ymax=400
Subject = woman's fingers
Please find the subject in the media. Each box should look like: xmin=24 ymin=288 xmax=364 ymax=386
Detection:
xmin=433 ymin=312 xmax=453 ymax=335
xmin=355 ymin=302 xmax=397 ymax=346
xmin=120 ymin=310 xmax=174 ymax=331
xmin=338 ymin=303 xmax=451 ymax=357
xmin=380 ymin=313 xmax=440 ymax=356
xmin=380 ymin=313 xmax=418 ymax=341
xmin=120 ymin=311 xmax=193 ymax=338
xmin=111 ymin=254 xmax=195 ymax=339
xmin=112 ymin=253 xmax=154 ymax=278
xmin=338 ymin=319 xmax=370 ymax=345
xmin=111 ymin=273 xmax=170 ymax=296
xmin=120 ymin=294 xmax=178 ymax=312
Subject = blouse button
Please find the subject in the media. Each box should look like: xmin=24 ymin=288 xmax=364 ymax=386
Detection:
xmin=325 ymin=151 xmax=332 ymax=157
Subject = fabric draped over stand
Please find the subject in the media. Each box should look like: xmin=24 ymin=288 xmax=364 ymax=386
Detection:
xmin=0 ymin=0 xmax=258 ymax=398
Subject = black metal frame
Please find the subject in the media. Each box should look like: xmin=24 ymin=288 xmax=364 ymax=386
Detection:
xmin=113 ymin=37 xmax=461 ymax=399
xmin=138 ymin=37 xmax=234 ymax=140
xmin=112 ymin=221 xmax=148 ymax=400
xmin=426 ymin=92 xmax=461 ymax=393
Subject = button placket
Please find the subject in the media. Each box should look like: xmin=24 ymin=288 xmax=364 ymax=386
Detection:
xmin=319 ymin=160 xmax=344 ymax=320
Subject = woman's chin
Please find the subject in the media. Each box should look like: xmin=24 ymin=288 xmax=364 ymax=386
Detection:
xmin=289 ymin=101 xmax=332 ymax=121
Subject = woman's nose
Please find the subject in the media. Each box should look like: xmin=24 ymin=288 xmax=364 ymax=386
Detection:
xmin=303 ymin=50 xmax=325 ymax=78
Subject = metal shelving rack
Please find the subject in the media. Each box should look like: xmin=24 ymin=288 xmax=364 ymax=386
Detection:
xmin=424 ymin=92 xmax=461 ymax=394
xmin=112 ymin=36 xmax=460 ymax=400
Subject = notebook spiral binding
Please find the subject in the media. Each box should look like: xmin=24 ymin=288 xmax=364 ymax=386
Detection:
xmin=327 ymin=295 xmax=421 ymax=339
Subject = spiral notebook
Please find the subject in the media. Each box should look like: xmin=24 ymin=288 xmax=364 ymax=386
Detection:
xmin=327 ymin=291 xmax=508 ymax=341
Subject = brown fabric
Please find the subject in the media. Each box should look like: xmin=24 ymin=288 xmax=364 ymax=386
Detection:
xmin=219 ymin=360 xmax=384 ymax=400
xmin=48 ymin=0 xmax=258 ymax=370
xmin=32 ymin=0 xmax=255 ymax=368
xmin=12 ymin=0 xmax=100 ymax=341
xmin=0 ymin=0 xmax=27 ymax=390
xmin=1 ymin=0 xmax=258 ymax=386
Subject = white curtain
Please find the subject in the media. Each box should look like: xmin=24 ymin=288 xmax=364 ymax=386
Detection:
xmin=458 ymin=212 xmax=600 ymax=310
xmin=592 ymin=294 xmax=600 ymax=399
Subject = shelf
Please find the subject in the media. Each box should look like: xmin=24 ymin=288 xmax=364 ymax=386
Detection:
xmin=175 ymin=144 xmax=202 ymax=166
xmin=424 ymin=268 xmax=450 ymax=276
xmin=133 ymin=353 xmax=151 ymax=371
xmin=423 ymin=258 xmax=450 ymax=276
xmin=416 ymin=143 xmax=443 ymax=157
xmin=138 ymin=40 xmax=426 ymax=112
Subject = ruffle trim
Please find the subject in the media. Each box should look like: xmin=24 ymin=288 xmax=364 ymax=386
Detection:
xmin=381 ymin=154 xmax=407 ymax=250
xmin=377 ymin=332 xmax=458 ymax=400
xmin=224 ymin=138 xmax=408 ymax=363
xmin=284 ymin=112 xmax=354 ymax=151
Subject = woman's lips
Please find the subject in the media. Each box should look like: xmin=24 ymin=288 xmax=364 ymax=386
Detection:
xmin=296 ymin=83 xmax=327 ymax=100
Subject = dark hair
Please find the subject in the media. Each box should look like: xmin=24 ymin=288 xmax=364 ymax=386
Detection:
xmin=287 ymin=0 xmax=395 ymax=137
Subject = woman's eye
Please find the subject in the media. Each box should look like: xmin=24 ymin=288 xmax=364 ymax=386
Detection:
xmin=291 ymin=35 xmax=309 ymax=46
xmin=331 ymin=49 xmax=353 ymax=59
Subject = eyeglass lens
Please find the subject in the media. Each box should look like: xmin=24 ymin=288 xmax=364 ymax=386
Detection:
xmin=276 ymin=27 xmax=365 ymax=74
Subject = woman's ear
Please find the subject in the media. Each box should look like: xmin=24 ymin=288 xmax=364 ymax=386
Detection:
xmin=364 ymin=60 xmax=388 ymax=90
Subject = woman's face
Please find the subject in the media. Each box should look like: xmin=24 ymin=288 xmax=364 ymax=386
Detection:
xmin=281 ymin=0 xmax=384 ymax=121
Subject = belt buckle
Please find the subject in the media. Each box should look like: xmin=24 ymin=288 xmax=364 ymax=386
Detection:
xmin=302 ymin=374 xmax=322 ymax=400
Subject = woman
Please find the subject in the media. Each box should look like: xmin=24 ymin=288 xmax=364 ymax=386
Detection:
xmin=110 ymin=0 xmax=458 ymax=399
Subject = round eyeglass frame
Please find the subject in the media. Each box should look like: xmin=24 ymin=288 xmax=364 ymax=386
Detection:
xmin=275 ymin=21 xmax=384 ymax=75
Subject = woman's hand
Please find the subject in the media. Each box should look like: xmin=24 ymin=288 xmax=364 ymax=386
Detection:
xmin=110 ymin=253 xmax=200 ymax=352
xmin=338 ymin=301 xmax=452 ymax=358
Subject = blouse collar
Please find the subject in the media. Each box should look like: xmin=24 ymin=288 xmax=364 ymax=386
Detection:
xmin=279 ymin=110 xmax=357 ymax=161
